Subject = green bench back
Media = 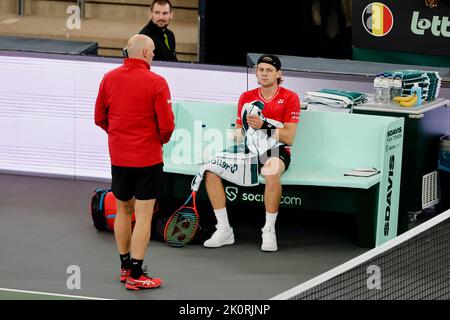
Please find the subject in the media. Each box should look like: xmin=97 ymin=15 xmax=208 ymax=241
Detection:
xmin=164 ymin=101 xmax=236 ymax=164
xmin=163 ymin=101 xmax=179 ymax=156
xmin=291 ymin=111 xmax=394 ymax=170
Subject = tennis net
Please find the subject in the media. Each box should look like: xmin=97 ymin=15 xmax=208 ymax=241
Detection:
xmin=271 ymin=209 xmax=450 ymax=300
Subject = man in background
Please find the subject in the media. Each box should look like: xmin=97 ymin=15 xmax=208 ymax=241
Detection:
xmin=139 ymin=0 xmax=178 ymax=61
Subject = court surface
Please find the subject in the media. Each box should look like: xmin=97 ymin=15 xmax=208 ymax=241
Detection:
xmin=0 ymin=173 xmax=367 ymax=300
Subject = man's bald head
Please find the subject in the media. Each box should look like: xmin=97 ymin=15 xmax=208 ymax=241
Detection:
xmin=126 ymin=34 xmax=155 ymax=64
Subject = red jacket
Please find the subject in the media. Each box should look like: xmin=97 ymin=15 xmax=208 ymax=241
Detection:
xmin=95 ymin=58 xmax=175 ymax=167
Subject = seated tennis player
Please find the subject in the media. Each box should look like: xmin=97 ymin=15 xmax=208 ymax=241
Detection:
xmin=203 ymin=54 xmax=301 ymax=252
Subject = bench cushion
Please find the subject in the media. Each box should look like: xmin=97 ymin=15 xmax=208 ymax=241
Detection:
xmin=163 ymin=160 xmax=200 ymax=176
xmin=163 ymin=161 xmax=380 ymax=189
xmin=276 ymin=165 xmax=380 ymax=189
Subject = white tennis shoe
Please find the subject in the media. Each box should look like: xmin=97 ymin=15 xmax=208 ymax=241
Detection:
xmin=203 ymin=225 xmax=235 ymax=248
xmin=261 ymin=227 xmax=278 ymax=252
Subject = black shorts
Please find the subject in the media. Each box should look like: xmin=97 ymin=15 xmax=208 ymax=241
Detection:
xmin=111 ymin=163 xmax=164 ymax=201
xmin=258 ymin=146 xmax=291 ymax=172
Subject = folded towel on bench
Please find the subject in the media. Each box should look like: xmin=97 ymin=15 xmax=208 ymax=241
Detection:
xmin=191 ymin=144 xmax=260 ymax=192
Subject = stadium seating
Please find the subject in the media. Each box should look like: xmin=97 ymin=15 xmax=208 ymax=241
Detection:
xmin=0 ymin=0 xmax=198 ymax=61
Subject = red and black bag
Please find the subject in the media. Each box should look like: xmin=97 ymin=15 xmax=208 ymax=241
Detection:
xmin=90 ymin=188 xmax=136 ymax=231
xmin=90 ymin=188 xmax=210 ymax=243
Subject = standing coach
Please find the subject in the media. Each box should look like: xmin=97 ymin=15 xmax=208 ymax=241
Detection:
xmin=95 ymin=34 xmax=175 ymax=291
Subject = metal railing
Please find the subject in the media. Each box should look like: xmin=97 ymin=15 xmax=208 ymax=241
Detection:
xmin=77 ymin=0 xmax=85 ymax=19
xmin=18 ymin=0 xmax=25 ymax=16
xmin=17 ymin=0 xmax=85 ymax=19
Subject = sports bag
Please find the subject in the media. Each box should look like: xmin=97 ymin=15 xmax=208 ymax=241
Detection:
xmin=90 ymin=188 xmax=211 ymax=244
xmin=90 ymin=188 xmax=136 ymax=231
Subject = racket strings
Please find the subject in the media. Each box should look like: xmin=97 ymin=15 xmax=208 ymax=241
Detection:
xmin=165 ymin=210 xmax=198 ymax=247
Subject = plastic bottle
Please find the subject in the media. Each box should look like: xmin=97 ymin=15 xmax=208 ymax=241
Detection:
xmin=373 ymin=75 xmax=383 ymax=104
xmin=387 ymin=76 xmax=394 ymax=103
xmin=201 ymin=123 xmax=208 ymax=163
xmin=392 ymin=77 xmax=403 ymax=100
xmin=380 ymin=77 xmax=391 ymax=104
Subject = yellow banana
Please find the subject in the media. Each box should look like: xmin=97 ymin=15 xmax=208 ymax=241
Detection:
xmin=399 ymin=94 xmax=418 ymax=107
xmin=393 ymin=95 xmax=415 ymax=102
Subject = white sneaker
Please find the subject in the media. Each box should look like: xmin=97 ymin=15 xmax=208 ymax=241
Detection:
xmin=261 ymin=227 xmax=278 ymax=252
xmin=203 ymin=225 xmax=235 ymax=248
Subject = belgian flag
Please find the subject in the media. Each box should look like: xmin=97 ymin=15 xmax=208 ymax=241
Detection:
xmin=363 ymin=2 xmax=394 ymax=37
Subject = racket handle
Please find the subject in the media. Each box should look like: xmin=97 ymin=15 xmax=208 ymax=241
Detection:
xmin=192 ymin=191 xmax=199 ymax=212
xmin=191 ymin=172 xmax=204 ymax=192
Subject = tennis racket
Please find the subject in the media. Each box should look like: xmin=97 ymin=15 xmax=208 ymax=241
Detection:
xmin=164 ymin=174 xmax=202 ymax=247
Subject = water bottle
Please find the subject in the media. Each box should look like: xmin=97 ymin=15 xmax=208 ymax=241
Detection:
xmin=374 ymin=75 xmax=383 ymax=104
xmin=380 ymin=77 xmax=391 ymax=104
xmin=227 ymin=123 xmax=237 ymax=146
xmin=387 ymin=76 xmax=394 ymax=103
xmin=201 ymin=123 xmax=208 ymax=164
xmin=392 ymin=77 xmax=403 ymax=100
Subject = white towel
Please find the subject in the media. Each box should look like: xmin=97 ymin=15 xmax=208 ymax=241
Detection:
xmin=241 ymin=101 xmax=284 ymax=156
xmin=191 ymin=144 xmax=259 ymax=192
xmin=190 ymin=100 xmax=281 ymax=191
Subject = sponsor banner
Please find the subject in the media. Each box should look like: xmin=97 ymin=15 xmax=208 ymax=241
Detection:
xmin=375 ymin=118 xmax=404 ymax=246
xmin=353 ymin=0 xmax=450 ymax=56
xmin=225 ymin=186 xmax=302 ymax=208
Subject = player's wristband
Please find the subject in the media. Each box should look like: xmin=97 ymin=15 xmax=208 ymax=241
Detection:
xmin=261 ymin=120 xmax=275 ymax=130
xmin=261 ymin=120 xmax=276 ymax=137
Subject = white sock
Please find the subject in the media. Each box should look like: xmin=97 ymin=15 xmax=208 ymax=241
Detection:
xmin=214 ymin=208 xmax=230 ymax=229
xmin=264 ymin=212 xmax=278 ymax=232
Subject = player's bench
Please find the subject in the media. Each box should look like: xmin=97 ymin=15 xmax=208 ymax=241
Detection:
xmin=162 ymin=101 xmax=405 ymax=248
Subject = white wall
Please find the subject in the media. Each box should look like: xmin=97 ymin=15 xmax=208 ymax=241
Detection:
xmin=0 ymin=55 xmax=248 ymax=179
xmin=4 ymin=53 xmax=441 ymax=180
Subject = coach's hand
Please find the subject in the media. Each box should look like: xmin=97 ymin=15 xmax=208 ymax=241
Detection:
xmin=246 ymin=114 xmax=263 ymax=129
